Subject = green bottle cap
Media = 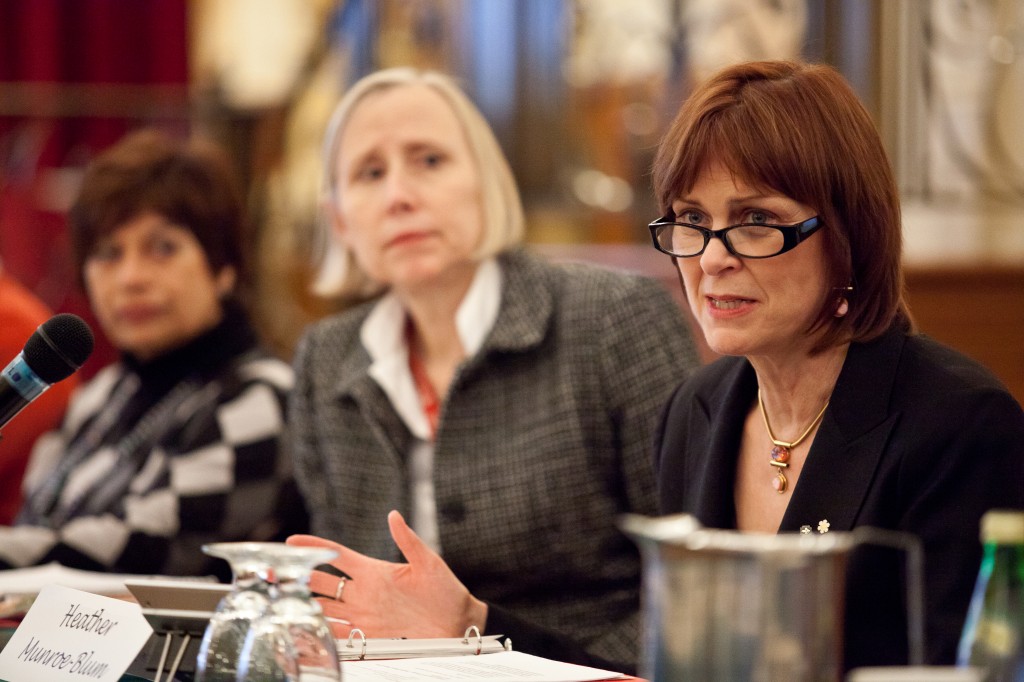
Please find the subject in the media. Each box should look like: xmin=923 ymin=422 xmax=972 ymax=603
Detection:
xmin=980 ymin=509 xmax=1024 ymax=544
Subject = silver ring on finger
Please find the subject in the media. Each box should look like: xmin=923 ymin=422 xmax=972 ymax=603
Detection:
xmin=334 ymin=577 xmax=347 ymax=602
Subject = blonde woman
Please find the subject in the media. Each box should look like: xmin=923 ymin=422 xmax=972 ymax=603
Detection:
xmin=287 ymin=68 xmax=700 ymax=672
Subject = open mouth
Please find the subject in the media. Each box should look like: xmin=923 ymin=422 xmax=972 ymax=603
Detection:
xmin=707 ymin=296 xmax=754 ymax=310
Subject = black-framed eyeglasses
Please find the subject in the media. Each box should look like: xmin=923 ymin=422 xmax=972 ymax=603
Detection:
xmin=648 ymin=215 xmax=823 ymax=258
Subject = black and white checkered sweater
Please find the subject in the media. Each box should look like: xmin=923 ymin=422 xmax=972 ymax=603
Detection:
xmin=2 ymin=304 xmax=302 ymax=577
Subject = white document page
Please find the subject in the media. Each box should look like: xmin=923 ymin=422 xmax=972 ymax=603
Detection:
xmin=0 ymin=562 xmax=136 ymax=596
xmin=340 ymin=650 xmax=629 ymax=682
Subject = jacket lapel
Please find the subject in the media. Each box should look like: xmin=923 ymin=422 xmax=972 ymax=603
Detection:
xmin=780 ymin=329 xmax=906 ymax=532
xmin=479 ymin=250 xmax=553 ymax=352
xmin=455 ymin=249 xmax=554 ymax=381
xmin=689 ymin=360 xmax=758 ymax=529
xmin=328 ymin=314 xmax=413 ymax=463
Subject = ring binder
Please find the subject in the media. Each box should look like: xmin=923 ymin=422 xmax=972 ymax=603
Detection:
xmin=345 ymin=628 xmax=368 ymax=660
xmin=463 ymin=625 xmax=482 ymax=655
xmin=337 ymin=628 xmax=509 ymax=660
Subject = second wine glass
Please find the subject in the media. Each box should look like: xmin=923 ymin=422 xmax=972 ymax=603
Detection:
xmin=235 ymin=543 xmax=342 ymax=681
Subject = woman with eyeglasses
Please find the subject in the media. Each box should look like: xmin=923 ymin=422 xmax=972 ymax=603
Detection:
xmin=650 ymin=60 xmax=1024 ymax=672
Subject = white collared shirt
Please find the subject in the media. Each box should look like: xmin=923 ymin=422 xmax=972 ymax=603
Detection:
xmin=358 ymin=258 xmax=502 ymax=552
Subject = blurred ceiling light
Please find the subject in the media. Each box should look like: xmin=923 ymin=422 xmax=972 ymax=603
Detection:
xmin=192 ymin=0 xmax=323 ymax=110
xmin=564 ymin=0 xmax=672 ymax=88
xmin=572 ymin=169 xmax=634 ymax=212
xmin=684 ymin=0 xmax=807 ymax=83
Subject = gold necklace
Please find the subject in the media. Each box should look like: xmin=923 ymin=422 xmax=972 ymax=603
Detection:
xmin=758 ymin=389 xmax=829 ymax=494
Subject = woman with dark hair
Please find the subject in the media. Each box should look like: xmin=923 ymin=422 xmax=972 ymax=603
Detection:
xmin=649 ymin=59 xmax=1024 ymax=671
xmin=0 ymin=129 xmax=303 ymax=577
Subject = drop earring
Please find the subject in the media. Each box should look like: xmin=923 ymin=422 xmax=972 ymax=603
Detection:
xmin=833 ymin=285 xmax=853 ymax=318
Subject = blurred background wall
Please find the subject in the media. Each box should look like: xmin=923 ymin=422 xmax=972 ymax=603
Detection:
xmin=0 ymin=0 xmax=1021 ymax=400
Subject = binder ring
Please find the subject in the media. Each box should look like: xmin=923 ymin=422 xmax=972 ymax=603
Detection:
xmin=345 ymin=628 xmax=368 ymax=660
xmin=463 ymin=625 xmax=483 ymax=655
xmin=334 ymin=577 xmax=346 ymax=602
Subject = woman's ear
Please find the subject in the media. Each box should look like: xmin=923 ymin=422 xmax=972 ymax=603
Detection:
xmin=321 ymin=195 xmax=347 ymax=243
xmin=215 ymin=265 xmax=238 ymax=299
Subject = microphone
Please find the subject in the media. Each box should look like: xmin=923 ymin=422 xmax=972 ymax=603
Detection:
xmin=0 ymin=313 xmax=95 ymax=431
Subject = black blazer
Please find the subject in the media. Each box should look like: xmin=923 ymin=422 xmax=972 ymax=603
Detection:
xmin=654 ymin=326 xmax=1024 ymax=671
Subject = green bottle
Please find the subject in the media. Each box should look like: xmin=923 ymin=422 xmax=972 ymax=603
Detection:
xmin=957 ymin=509 xmax=1024 ymax=681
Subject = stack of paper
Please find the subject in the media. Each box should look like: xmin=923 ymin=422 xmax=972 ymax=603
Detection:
xmin=341 ymin=650 xmax=629 ymax=682
xmin=0 ymin=561 xmax=139 ymax=596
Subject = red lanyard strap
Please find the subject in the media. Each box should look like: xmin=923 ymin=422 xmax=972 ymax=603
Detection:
xmin=405 ymin=320 xmax=440 ymax=440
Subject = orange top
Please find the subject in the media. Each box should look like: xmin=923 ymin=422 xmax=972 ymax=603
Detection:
xmin=0 ymin=270 xmax=78 ymax=524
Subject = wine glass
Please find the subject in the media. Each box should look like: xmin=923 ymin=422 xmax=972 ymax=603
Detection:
xmin=235 ymin=543 xmax=341 ymax=682
xmin=194 ymin=542 xmax=276 ymax=682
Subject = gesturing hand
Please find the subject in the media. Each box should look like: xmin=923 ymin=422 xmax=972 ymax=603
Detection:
xmin=287 ymin=510 xmax=489 ymax=640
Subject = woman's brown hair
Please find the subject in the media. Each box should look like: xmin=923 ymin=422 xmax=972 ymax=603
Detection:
xmin=69 ymin=128 xmax=247 ymax=291
xmin=652 ymin=60 xmax=911 ymax=351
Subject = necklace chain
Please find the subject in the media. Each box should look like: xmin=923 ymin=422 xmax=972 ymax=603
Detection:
xmin=758 ymin=389 xmax=829 ymax=494
xmin=758 ymin=389 xmax=830 ymax=448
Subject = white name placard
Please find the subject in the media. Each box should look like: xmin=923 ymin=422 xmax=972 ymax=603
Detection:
xmin=0 ymin=584 xmax=153 ymax=682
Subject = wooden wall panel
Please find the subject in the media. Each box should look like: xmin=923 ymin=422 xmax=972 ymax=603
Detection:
xmin=904 ymin=267 xmax=1024 ymax=405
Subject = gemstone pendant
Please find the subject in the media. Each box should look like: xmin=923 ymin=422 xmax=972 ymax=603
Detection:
xmin=772 ymin=470 xmax=788 ymax=494
xmin=770 ymin=445 xmax=790 ymax=463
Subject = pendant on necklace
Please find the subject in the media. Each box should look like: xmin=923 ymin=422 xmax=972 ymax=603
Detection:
xmin=770 ymin=445 xmax=790 ymax=463
xmin=769 ymin=445 xmax=790 ymax=494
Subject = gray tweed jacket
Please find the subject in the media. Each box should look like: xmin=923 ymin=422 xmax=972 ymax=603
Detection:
xmin=290 ymin=248 xmax=700 ymax=664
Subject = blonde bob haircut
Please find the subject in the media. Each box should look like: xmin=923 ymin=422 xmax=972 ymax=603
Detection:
xmin=311 ymin=67 xmax=525 ymax=300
